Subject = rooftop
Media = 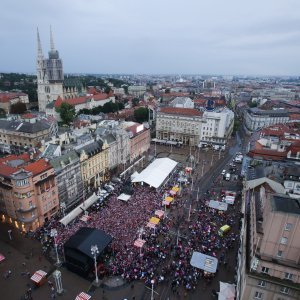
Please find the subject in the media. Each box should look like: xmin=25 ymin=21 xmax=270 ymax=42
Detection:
xmin=159 ymin=107 xmax=203 ymax=117
xmin=271 ymin=194 xmax=300 ymax=215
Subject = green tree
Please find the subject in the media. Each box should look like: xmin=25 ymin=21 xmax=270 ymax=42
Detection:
xmin=118 ymin=102 xmax=125 ymax=110
xmin=56 ymin=102 xmax=75 ymax=125
xmin=134 ymin=107 xmax=149 ymax=123
xmin=10 ymin=101 xmax=27 ymax=114
xmin=132 ymin=98 xmax=140 ymax=107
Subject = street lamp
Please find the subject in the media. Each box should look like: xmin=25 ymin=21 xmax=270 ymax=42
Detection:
xmin=50 ymin=229 xmax=61 ymax=266
xmin=91 ymin=245 xmax=99 ymax=285
xmin=151 ymin=279 xmax=155 ymax=300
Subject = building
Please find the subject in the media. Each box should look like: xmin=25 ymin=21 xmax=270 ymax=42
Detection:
xmin=0 ymin=92 xmax=29 ymax=113
xmin=45 ymin=91 xmax=115 ymax=118
xmin=170 ymin=97 xmax=194 ymax=109
xmin=75 ymin=140 xmax=109 ymax=190
xmin=50 ymin=150 xmax=84 ymax=211
xmin=0 ymin=154 xmax=59 ymax=231
xmin=128 ymin=85 xmax=147 ymax=97
xmin=36 ymin=28 xmax=86 ymax=112
xmin=238 ymin=180 xmax=300 ymax=299
xmin=244 ymin=108 xmax=289 ymax=132
xmin=95 ymin=120 xmax=130 ymax=170
xmin=200 ymin=107 xmax=234 ymax=146
xmin=123 ymin=122 xmax=150 ymax=163
xmin=284 ymin=167 xmax=300 ymax=198
xmin=156 ymin=107 xmax=203 ymax=146
xmin=0 ymin=116 xmax=55 ymax=150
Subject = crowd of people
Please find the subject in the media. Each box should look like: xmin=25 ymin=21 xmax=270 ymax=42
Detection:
xmin=34 ymin=165 xmax=241 ymax=295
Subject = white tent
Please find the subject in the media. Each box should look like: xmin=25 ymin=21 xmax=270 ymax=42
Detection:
xmin=132 ymin=158 xmax=178 ymax=189
xmin=117 ymin=193 xmax=131 ymax=202
xmin=209 ymin=200 xmax=228 ymax=211
xmin=190 ymin=251 xmax=218 ymax=273
xmin=131 ymin=171 xmax=139 ymax=180
xmin=59 ymin=193 xmax=98 ymax=226
xmin=218 ymin=281 xmax=235 ymax=300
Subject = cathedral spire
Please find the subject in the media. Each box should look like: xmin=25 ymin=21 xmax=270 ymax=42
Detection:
xmin=37 ymin=27 xmax=43 ymax=59
xmin=50 ymin=25 xmax=55 ymax=51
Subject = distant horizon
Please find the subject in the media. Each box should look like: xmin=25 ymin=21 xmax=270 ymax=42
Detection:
xmin=1 ymin=70 xmax=299 ymax=79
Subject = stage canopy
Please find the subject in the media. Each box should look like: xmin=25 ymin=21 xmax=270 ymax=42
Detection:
xmin=132 ymin=158 xmax=178 ymax=189
xmin=117 ymin=193 xmax=131 ymax=202
xmin=59 ymin=193 xmax=98 ymax=226
xmin=190 ymin=251 xmax=218 ymax=273
xmin=64 ymin=227 xmax=112 ymax=277
xmin=209 ymin=200 xmax=228 ymax=211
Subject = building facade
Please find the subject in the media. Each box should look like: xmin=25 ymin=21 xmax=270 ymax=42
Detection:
xmin=75 ymin=141 xmax=109 ymax=190
xmin=50 ymin=150 xmax=84 ymax=211
xmin=0 ymin=117 xmax=54 ymax=149
xmin=156 ymin=107 xmax=203 ymax=146
xmin=244 ymin=108 xmax=289 ymax=132
xmin=238 ymin=184 xmax=300 ymax=299
xmin=200 ymin=108 xmax=234 ymax=145
xmin=124 ymin=122 xmax=150 ymax=163
xmin=0 ymin=92 xmax=29 ymax=114
xmin=0 ymin=155 xmax=59 ymax=232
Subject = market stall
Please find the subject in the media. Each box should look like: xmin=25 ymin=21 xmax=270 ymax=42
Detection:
xmin=30 ymin=270 xmax=47 ymax=287
xmin=75 ymin=292 xmax=91 ymax=300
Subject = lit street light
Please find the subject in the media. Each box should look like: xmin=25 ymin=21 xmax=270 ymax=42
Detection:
xmin=50 ymin=229 xmax=61 ymax=266
xmin=91 ymin=245 xmax=99 ymax=285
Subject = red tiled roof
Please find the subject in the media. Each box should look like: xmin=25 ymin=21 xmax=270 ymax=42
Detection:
xmin=55 ymin=93 xmax=111 ymax=108
xmin=23 ymin=159 xmax=52 ymax=176
xmin=22 ymin=113 xmax=36 ymax=119
xmin=159 ymin=107 xmax=203 ymax=117
xmin=0 ymin=92 xmax=27 ymax=103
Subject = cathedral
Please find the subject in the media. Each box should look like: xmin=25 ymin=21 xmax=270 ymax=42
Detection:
xmin=36 ymin=28 xmax=86 ymax=112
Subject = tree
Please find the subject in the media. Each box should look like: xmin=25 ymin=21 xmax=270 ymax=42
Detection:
xmin=132 ymin=98 xmax=140 ymax=107
xmin=10 ymin=101 xmax=27 ymax=114
xmin=118 ymin=102 xmax=125 ymax=110
xmin=134 ymin=107 xmax=149 ymax=123
xmin=56 ymin=102 xmax=75 ymax=125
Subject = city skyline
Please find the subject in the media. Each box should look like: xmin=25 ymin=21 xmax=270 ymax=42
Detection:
xmin=1 ymin=0 xmax=300 ymax=76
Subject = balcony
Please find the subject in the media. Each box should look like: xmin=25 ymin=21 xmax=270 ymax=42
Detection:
xmin=17 ymin=206 xmax=37 ymax=213
xmin=16 ymin=214 xmax=38 ymax=223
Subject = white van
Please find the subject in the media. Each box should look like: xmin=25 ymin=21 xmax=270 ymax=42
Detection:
xmin=225 ymin=173 xmax=231 ymax=181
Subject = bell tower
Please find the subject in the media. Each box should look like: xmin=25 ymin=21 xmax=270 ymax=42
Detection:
xmin=36 ymin=27 xmax=64 ymax=112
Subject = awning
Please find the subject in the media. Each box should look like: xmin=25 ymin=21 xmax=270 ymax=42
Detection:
xmin=117 ymin=193 xmax=131 ymax=202
xmin=208 ymin=200 xmax=228 ymax=211
xmin=169 ymin=190 xmax=177 ymax=196
xmin=190 ymin=252 xmax=218 ymax=273
xmin=149 ymin=217 xmax=160 ymax=225
xmin=30 ymin=270 xmax=47 ymax=283
xmin=165 ymin=196 xmax=174 ymax=203
xmin=134 ymin=238 xmax=146 ymax=248
xmin=75 ymin=292 xmax=91 ymax=300
xmin=0 ymin=253 xmax=5 ymax=262
xmin=59 ymin=193 xmax=98 ymax=226
xmin=162 ymin=200 xmax=170 ymax=206
xmin=155 ymin=210 xmax=164 ymax=218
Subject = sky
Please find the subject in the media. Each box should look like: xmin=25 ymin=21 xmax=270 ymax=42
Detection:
xmin=1 ymin=0 xmax=300 ymax=76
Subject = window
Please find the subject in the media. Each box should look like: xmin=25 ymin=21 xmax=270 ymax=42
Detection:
xmin=277 ymin=250 xmax=283 ymax=257
xmin=280 ymin=287 xmax=289 ymax=294
xmin=280 ymin=237 xmax=288 ymax=245
xmin=284 ymin=223 xmax=292 ymax=231
xmin=258 ymin=280 xmax=266 ymax=287
xmin=284 ymin=273 xmax=293 ymax=280
xmin=261 ymin=267 xmax=269 ymax=274
xmin=254 ymin=291 xmax=263 ymax=299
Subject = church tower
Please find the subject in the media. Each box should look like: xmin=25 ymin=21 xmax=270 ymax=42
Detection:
xmin=37 ymin=27 xmax=64 ymax=112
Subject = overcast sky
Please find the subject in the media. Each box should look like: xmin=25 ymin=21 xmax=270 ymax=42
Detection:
xmin=1 ymin=0 xmax=300 ymax=75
